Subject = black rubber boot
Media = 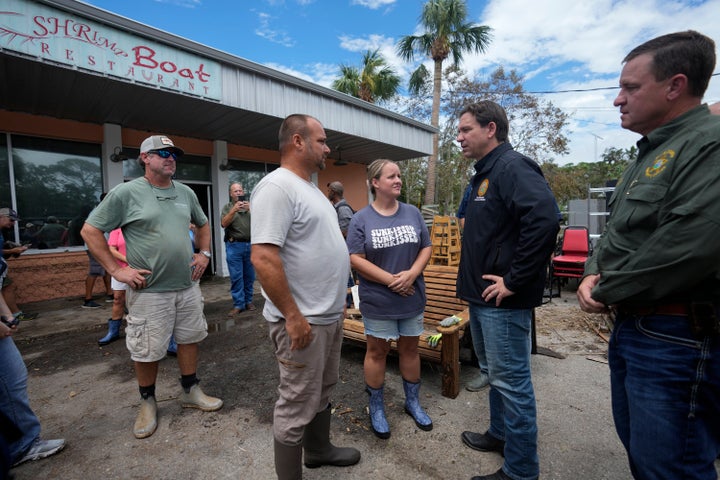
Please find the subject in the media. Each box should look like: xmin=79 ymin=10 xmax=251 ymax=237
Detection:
xmin=303 ymin=404 xmax=361 ymax=468
xmin=274 ymin=437 xmax=302 ymax=480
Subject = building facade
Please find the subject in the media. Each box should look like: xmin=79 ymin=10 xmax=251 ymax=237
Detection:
xmin=0 ymin=0 xmax=434 ymax=303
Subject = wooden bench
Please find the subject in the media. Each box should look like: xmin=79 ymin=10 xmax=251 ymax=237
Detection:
xmin=343 ymin=264 xmax=470 ymax=399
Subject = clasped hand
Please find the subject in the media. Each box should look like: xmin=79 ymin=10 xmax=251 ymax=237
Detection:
xmin=388 ymin=270 xmax=415 ymax=297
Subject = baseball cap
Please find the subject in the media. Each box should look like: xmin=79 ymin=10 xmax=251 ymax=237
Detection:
xmin=327 ymin=181 xmax=344 ymax=196
xmin=139 ymin=135 xmax=184 ymax=157
xmin=0 ymin=208 xmax=19 ymax=220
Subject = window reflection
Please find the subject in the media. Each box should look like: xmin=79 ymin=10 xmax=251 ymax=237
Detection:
xmin=4 ymin=135 xmax=102 ymax=249
xmin=226 ymin=160 xmax=279 ymax=201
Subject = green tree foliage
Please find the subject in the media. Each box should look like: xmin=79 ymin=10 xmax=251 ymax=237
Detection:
xmin=332 ymin=49 xmax=401 ymax=104
xmin=397 ymin=0 xmax=492 ymax=205
xmin=428 ymin=66 xmax=571 ymax=215
xmin=542 ymin=146 xmax=636 ymax=211
xmin=444 ymin=66 xmax=570 ymax=164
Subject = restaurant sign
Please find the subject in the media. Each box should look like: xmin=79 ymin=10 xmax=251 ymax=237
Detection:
xmin=0 ymin=0 xmax=222 ymax=100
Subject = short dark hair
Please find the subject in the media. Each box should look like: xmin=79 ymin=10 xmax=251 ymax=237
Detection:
xmin=278 ymin=114 xmax=314 ymax=151
xmin=460 ymin=101 xmax=509 ymax=143
xmin=624 ymin=30 xmax=716 ymax=98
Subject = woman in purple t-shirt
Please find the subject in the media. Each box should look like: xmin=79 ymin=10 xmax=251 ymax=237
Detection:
xmin=346 ymin=159 xmax=433 ymax=439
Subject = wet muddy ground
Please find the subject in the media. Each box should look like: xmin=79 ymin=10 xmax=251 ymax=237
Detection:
xmin=9 ymin=278 xmax=717 ymax=479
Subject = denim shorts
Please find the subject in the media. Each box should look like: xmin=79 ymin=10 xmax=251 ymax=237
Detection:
xmin=362 ymin=313 xmax=424 ymax=341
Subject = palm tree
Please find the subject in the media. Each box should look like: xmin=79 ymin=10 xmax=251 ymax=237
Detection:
xmin=332 ymin=49 xmax=401 ymax=104
xmin=397 ymin=0 xmax=492 ymax=205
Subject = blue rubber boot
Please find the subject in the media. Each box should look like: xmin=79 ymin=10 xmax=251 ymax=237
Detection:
xmin=403 ymin=378 xmax=433 ymax=431
xmin=366 ymin=384 xmax=390 ymax=439
xmin=98 ymin=319 xmax=121 ymax=346
xmin=167 ymin=335 xmax=178 ymax=357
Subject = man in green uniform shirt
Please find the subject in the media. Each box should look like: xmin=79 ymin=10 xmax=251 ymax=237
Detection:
xmin=578 ymin=31 xmax=720 ymax=479
xmin=221 ymin=182 xmax=255 ymax=316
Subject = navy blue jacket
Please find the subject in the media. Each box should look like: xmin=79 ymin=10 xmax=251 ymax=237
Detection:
xmin=457 ymin=143 xmax=559 ymax=309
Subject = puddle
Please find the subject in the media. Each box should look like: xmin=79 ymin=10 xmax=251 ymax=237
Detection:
xmin=207 ymin=318 xmax=240 ymax=333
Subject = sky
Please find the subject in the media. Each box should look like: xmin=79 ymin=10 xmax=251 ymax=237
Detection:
xmin=79 ymin=0 xmax=720 ymax=166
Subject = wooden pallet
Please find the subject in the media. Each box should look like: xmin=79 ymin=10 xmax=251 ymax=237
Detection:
xmin=429 ymin=216 xmax=461 ymax=266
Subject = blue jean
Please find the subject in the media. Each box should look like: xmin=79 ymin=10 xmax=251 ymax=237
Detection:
xmin=0 ymin=337 xmax=41 ymax=463
xmin=469 ymin=303 xmax=539 ymax=480
xmin=225 ymin=241 xmax=255 ymax=309
xmin=609 ymin=313 xmax=720 ymax=480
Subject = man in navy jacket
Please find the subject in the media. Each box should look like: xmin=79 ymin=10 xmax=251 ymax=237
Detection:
xmin=456 ymin=101 xmax=559 ymax=480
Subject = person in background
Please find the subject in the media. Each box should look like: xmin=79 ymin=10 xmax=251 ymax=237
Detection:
xmin=98 ymin=227 xmax=128 ymax=346
xmin=0 ymin=289 xmax=65 ymax=469
xmin=456 ymin=182 xmax=472 ymax=230
xmin=82 ymin=195 xmax=113 ymax=309
xmin=578 ymin=31 xmax=720 ymax=479
xmin=456 ymin=100 xmax=559 ymax=480
xmin=456 ymin=183 xmax=489 ymax=393
xmin=326 ymin=181 xmax=354 ymax=237
xmin=346 ymin=159 xmax=433 ymax=439
xmin=0 ymin=208 xmax=38 ymax=321
xmin=251 ymin=114 xmax=360 ymax=479
xmin=327 ymin=181 xmax=356 ymax=308
xmin=221 ymin=183 xmax=255 ymax=317
xmin=35 ymin=216 xmax=66 ymax=250
xmin=82 ymin=134 xmax=222 ymax=440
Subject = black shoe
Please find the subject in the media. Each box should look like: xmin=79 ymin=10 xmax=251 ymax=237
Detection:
xmin=461 ymin=430 xmax=505 ymax=456
xmin=471 ymin=468 xmax=512 ymax=480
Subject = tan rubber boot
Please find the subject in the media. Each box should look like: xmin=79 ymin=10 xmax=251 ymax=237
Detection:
xmin=179 ymin=384 xmax=223 ymax=411
xmin=133 ymin=397 xmax=157 ymax=439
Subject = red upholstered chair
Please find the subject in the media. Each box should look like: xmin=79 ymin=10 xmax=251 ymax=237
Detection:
xmin=550 ymin=226 xmax=591 ymax=297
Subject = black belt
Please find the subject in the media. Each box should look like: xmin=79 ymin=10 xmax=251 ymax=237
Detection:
xmin=614 ymin=303 xmax=690 ymax=317
xmin=227 ymin=237 xmax=250 ymax=243
xmin=614 ymin=301 xmax=720 ymax=337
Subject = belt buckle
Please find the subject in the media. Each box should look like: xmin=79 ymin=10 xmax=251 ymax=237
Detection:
xmin=689 ymin=301 xmax=720 ymax=336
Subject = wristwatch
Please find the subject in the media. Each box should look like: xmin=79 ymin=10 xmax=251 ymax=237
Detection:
xmin=200 ymin=250 xmax=212 ymax=259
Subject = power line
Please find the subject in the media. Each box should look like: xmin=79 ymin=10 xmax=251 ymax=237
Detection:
xmin=527 ymin=71 xmax=720 ymax=95
xmin=529 ymin=85 xmax=618 ymax=94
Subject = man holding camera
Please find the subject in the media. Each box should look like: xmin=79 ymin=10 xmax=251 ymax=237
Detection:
xmin=221 ymin=182 xmax=255 ymax=317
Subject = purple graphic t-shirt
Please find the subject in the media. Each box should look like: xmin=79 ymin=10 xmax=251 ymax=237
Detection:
xmin=346 ymin=202 xmax=431 ymax=320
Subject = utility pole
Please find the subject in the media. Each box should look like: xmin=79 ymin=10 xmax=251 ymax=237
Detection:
xmin=590 ymin=133 xmax=604 ymax=162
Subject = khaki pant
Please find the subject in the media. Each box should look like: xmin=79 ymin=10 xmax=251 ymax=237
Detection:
xmin=268 ymin=318 xmax=343 ymax=445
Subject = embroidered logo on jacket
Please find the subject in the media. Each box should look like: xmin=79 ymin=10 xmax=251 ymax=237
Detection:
xmin=645 ymin=150 xmax=674 ymax=178
xmin=476 ymin=178 xmax=489 ymax=198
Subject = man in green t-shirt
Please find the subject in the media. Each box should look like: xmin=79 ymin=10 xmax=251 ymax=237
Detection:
xmin=82 ymin=135 xmax=222 ymax=440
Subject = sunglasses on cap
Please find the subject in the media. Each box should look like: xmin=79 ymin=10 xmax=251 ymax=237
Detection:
xmin=147 ymin=149 xmax=179 ymax=159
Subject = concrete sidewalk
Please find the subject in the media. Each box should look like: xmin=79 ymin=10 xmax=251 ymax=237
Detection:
xmin=7 ymin=278 xmax=718 ymax=479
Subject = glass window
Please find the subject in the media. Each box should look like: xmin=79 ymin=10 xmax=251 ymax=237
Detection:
xmin=9 ymin=136 xmax=102 ymax=249
xmin=123 ymin=148 xmax=211 ymax=182
xmin=226 ymin=160 xmax=278 ymax=201
xmin=0 ymin=135 xmax=9 ymax=208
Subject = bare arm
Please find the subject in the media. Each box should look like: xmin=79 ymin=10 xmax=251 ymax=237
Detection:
xmin=221 ymin=201 xmax=249 ymax=228
xmin=0 ymin=289 xmax=17 ymax=337
xmin=108 ymin=245 xmax=127 ymax=265
xmin=189 ymin=222 xmax=211 ymax=281
xmin=81 ymin=223 xmax=151 ymax=289
xmin=350 ymin=253 xmax=395 ymax=286
xmin=251 ymin=243 xmax=312 ymax=350
xmin=387 ymin=245 xmax=432 ymax=293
